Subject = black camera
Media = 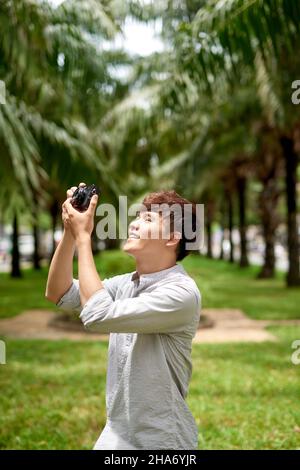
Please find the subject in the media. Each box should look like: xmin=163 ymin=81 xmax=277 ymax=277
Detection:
xmin=70 ymin=184 xmax=100 ymax=212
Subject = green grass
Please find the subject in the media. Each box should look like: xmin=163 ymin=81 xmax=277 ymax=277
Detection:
xmin=183 ymin=255 xmax=300 ymax=320
xmin=1 ymin=250 xmax=298 ymax=321
xmin=0 ymin=339 xmax=108 ymax=450
xmin=1 ymin=251 xmax=299 ymax=449
xmin=0 ymin=267 xmax=52 ymax=319
xmin=0 ymin=251 xmax=135 ymax=319
xmin=190 ymin=325 xmax=300 ymax=449
xmin=0 ymin=326 xmax=299 ymax=449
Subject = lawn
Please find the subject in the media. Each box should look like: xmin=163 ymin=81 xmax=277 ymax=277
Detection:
xmin=0 ymin=251 xmax=299 ymax=320
xmin=1 ymin=251 xmax=299 ymax=449
xmin=187 ymin=255 xmax=300 ymax=320
xmin=0 ymin=251 xmax=136 ymax=319
xmin=0 ymin=326 xmax=299 ymax=449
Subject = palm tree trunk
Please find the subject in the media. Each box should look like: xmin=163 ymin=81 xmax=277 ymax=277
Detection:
xmin=219 ymin=197 xmax=226 ymax=260
xmin=237 ymin=177 xmax=249 ymax=267
xmin=32 ymin=221 xmax=41 ymax=270
xmin=257 ymin=178 xmax=279 ymax=279
xmin=32 ymin=198 xmax=41 ymax=270
xmin=50 ymin=199 xmax=59 ymax=260
xmin=260 ymin=221 xmax=276 ymax=278
xmin=105 ymin=237 xmax=119 ymax=250
xmin=205 ymin=199 xmax=215 ymax=258
xmin=228 ymin=192 xmax=234 ymax=263
xmin=219 ymin=227 xmax=224 ymax=260
xmin=206 ymin=220 xmax=212 ymax=258
xmin=11 ymin=213 xmax=22 ymax=278
xmin=280 ymin=136 xmax=300 ymax=286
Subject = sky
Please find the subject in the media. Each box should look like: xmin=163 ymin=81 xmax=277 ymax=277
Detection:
xmin=108 ymin=16 xmax=164 ymax=57
xmin=48 ymin=0 xmax=164 ymax=57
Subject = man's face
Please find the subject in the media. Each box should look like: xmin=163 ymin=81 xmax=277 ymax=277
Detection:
xmin=123 ymin=210 xmax=175 ymax=257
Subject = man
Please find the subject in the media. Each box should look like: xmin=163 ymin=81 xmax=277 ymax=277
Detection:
xmin=45 ymin=183 xmax=201 ymax=450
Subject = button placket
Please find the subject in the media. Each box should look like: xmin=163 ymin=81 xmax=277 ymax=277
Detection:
xmin=125 ymin=333 xmax=131 ymax=348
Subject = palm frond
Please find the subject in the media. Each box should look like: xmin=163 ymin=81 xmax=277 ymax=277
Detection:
xmin=0 ymin=94 xmax=46 ymax=209
xmin=56 ymin=0 xmax=120 ymax=38
xmin=192 ymin=0 xmax=300 ymax=65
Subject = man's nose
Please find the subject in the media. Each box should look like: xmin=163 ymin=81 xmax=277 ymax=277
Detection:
xmin=129 ymin=219 xmax=139 ymax=231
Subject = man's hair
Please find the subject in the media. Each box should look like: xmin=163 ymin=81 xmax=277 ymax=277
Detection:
xmin=142 ymin=190 xmax=197 ymax=261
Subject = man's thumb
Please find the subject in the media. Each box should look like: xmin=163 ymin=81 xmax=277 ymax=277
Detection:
xmin=89 ymin=194 xmax=98 ymax=213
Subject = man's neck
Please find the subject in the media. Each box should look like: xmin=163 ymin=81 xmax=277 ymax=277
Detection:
xmin=135 ymin=257 xmax=177 ymax=276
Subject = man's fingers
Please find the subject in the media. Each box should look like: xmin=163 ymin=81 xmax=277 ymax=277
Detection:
xmin=65 ymin=197 xmax=73 ymax=207
xmin=62 ymin=203 xmax=70 ymax=224
xmin=63 ymin=197 xmax=72 ymax=208
xmin=64 ymin=193 xmax=97 ymax=215
xmin=67 ymin=186 xmax=77 ymax=198
xmin=66 ymin=183 xmax=86 ymax=198
xmin=64 ymin=197 xmax=76 ymax=214
xmin=87 ymin=195 xmax=98 ymax=214
xmin=91 ymin=194 xmax=98 ymax=205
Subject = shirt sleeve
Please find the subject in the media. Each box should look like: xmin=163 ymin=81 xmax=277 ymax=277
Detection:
xmin=100 ymin=273 xmax=131 ymax=301
xmin=56 ymin=278 xmax=82 ymax=313
xmin=55 ymin=274 xmax=128 ymax=313
xmin=79 ymin=283 xmax=201 ymax=334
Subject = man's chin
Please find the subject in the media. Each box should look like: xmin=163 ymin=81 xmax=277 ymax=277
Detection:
xmin=123 ymin=239 xmax=141 ymax=254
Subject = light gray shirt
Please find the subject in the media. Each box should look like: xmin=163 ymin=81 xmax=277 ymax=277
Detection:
xmin=56 ymin=263 xmax=201 ymax=450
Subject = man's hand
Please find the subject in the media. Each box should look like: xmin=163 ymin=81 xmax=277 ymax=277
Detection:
xmin=62 ymin=182 xmax=98 ymax=243
xmin=62 ymin=182 xmax=85 ymax=237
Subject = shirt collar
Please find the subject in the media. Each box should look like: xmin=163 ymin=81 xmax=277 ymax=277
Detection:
xmin=131 ymin=263 xmax=184 ymax=286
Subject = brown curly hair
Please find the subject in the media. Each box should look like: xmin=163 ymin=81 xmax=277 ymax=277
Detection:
xmin=142 ymin=190 xmax=198 ymax=261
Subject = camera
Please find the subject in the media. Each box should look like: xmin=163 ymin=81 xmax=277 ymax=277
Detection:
xmin=70 ymin=184 xmax=100 ymax=212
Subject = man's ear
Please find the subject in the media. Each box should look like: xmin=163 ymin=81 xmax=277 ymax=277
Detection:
xmin=166 ymin=231 xmax=181 ymax=248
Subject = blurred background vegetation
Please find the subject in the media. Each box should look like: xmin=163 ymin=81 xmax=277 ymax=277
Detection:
xmin=0 ymin=0 xmax=299 ymax=286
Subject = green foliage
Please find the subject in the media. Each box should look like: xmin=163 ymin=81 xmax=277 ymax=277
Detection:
xmin=192 ymin=0 xmax=300 ymax=67
xmin=74 ymin=249 xmax=136 ymax=278
xmin=0 ymin=0 xmax=129 ymax=215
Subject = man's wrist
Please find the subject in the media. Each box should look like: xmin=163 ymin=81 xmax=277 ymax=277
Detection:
xmin=62 ymin=229 xmax=76 ymax=245
xmin=75 ymin=232 xmax=91 ymax=246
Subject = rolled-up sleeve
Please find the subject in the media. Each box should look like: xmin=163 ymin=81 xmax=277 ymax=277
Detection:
xmin=55 ymin=274 xmax=127 ymax=313
xmin=56 ymin=278 xmax=82 ymax=313
xmin=79 ymin=284 xmax=200 ymax=334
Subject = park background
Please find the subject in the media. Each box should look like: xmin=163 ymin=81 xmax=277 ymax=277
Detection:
xmin=0 ymin=0 xmax=300 ymax=449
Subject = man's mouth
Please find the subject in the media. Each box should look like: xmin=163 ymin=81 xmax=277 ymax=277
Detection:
xmin=128 ymin=233 xmax=140 ymax=239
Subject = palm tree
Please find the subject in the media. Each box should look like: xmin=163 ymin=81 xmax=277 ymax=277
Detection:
xmin=190 ymin=0 xmax=300 ymax=285
xmin=254 ymin=124 xmax=283 ymax=278
xmin=0 ymin=0 xmax=128 ymax=275
xmin=136 ymin=0 xmax=300 ymax=283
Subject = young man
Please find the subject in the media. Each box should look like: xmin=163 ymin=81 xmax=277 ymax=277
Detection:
xmin=45 ymin=184 xmax=201 ymax=450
